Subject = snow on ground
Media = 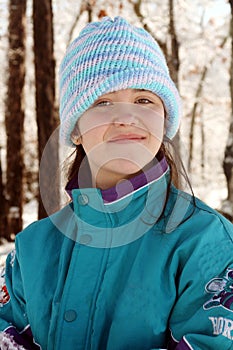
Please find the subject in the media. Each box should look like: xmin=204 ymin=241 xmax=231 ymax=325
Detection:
xmin=22 ymin=198 xmax=38 ymax=229
xmin=0 ymin=241 xmax=14 ymax=268
xmin=0 ymin=200 xmax=38 ymax=267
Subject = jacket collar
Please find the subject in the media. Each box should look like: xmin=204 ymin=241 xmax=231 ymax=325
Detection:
xmin=65 ymin=151 xmax=168 ymax=204
xmin=68 ymin=161 xmax=170 ymax=248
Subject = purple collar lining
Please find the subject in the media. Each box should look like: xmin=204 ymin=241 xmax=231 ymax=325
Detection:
xmin=65 ymin=155 xmax=169 ymax=203
xmin=101 ymin=157 xmax=168 ymax=203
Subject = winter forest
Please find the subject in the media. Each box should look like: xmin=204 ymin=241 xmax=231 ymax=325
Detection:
xmin=0 ymin=0 xmax=233 ymax=243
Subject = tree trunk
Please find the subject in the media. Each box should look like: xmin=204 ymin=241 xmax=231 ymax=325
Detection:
xmin=222 ymin=0 xmax=233 ymax=221
xmin=168 ymin=0 xmax=179 ymax=87
xmin=33 ymin=0 xmax=59 ymax=219
xmin=167 ymin=0 xmax=180 ymax=158
xmin=5 ymin=0 xmax=26 ymax=239
xmin=0 ymin=148 xmax=8 ymax=241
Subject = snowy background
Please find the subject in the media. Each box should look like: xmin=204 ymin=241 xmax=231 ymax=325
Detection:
xmin=0 ymin=0 xmax=232 ymax=260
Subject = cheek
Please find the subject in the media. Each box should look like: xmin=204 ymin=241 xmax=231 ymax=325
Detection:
xmin=78 ymin=108 xmax=112 ymax=133
xmin=79 ymin=127 xmax=106 ymax=152
xmin=145 ymin=115 xmax=165 ymax=142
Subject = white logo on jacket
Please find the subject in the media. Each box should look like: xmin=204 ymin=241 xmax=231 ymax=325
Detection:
xmin=209 ymin=317 xmax=233 ymax=340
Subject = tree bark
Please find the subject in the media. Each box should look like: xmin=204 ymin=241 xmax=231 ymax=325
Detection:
xmin=5 ymin=0 xmax=26 ymax=239
xmin=33 ymin=0 xmax=59 ymax=219
xmin=167 ymin=0 xmax=180 ymax=155
xmin=222 ymin=0 xmax=233 ymax=220
xmin=168 ymin=0 xmax=179 ymax=87
xmin=0 ymin=148 xmax=8 ymax=241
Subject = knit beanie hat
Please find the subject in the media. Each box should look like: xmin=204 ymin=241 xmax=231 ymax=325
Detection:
xmin=59 ymin=16 xmax=182 ymax=146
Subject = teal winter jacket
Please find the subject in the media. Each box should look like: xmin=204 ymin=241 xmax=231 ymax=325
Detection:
xmin=1 ymin=172 xmax=233 ymax=350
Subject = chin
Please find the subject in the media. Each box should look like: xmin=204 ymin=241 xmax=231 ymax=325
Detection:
xmin=107 ymin=159 xmax=149 ymax=177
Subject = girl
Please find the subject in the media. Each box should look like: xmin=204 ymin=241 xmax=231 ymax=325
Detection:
xmin=1 ymin=16 xmax=233 ymax=350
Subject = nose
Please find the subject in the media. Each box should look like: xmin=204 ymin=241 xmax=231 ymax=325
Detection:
xmin=111 ymin=103 xmax=139 ymax=126
xmin=112 ymin=113 xmax=138 ymax=126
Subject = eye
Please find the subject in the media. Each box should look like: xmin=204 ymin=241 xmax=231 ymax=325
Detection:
xmin=135 ymin=98 xmax=153 ymax=105
xmin=93 ymin=100 xmax=112 ymax=107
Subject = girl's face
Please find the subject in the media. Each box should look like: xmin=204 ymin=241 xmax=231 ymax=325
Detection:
xmin=74 ymin=89 xmax=165 ymax=189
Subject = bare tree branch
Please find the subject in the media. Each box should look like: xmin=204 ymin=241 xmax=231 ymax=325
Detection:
xmin=129 ymin=0 xmax=167 ymax=56
xmin=67 ymin=3 xmax=86 ymax=45
xmin=67 ymin=0 xmax=95 ymax=45
xmin=189 ymin=35 xmax=228 ymax=171
xmin=188 ymin=65 xmax=208 ymax=171
xmin=168 ymin=0 xmax=179 ymax=86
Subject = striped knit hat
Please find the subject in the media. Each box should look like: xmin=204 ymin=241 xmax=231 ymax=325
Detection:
xmin=59 ymin=16 xmax=182 ymax=146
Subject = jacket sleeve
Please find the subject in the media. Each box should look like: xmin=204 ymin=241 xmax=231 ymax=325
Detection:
xmin=0 ymin=249 xmax=41 ymax=350
xmin=166 ymin=213 xmax=233 ymax=350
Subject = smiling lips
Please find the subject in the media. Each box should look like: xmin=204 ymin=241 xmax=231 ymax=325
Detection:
xmin=108 ymin=134 xmax=146 ymax=143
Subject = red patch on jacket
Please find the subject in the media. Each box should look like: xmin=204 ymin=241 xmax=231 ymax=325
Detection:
xmin=0 ymin=284 xmax=10 ymax=304
xmin=0 ymin=269 xmax=10 ymax=305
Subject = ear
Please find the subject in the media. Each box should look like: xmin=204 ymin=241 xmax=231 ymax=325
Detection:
xmin=71 ymin=134 xmax=82 ymax=145
xmin=71 ymin=122 xmax=82 ymax=145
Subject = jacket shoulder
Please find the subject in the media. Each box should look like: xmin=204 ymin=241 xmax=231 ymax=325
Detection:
xmin=194 ymin=196 xmax=233 ymax=238
xmin=167 ymin=186 xmax=233 ymax=241
xmin=16 ymin=203 xmax=76 ymax=249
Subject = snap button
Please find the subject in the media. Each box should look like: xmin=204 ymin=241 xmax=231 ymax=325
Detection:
xmin=79 ymin=234 xmax=92 ymax=245
xmin=78 ymin=194 xmax=89 ymax=206
xmin=64 ymin=309 xmax=77 ymax=322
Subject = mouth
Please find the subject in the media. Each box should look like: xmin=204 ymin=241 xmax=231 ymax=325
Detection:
xmin=108 ymin=134 xmax=147 ymax=143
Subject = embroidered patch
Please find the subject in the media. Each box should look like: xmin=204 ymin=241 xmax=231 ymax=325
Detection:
xmin=10 ymin=249 xmax=16 ymax=267
xmin=4 ymin=325 xmax=42 ymax=350
xmin=0 ymin=331 xmax=26 ymax=349
xmin=203 ymin=268 xmax=233 ymax=312
xmin=0 ymin=268 xmax=10 ymax=306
